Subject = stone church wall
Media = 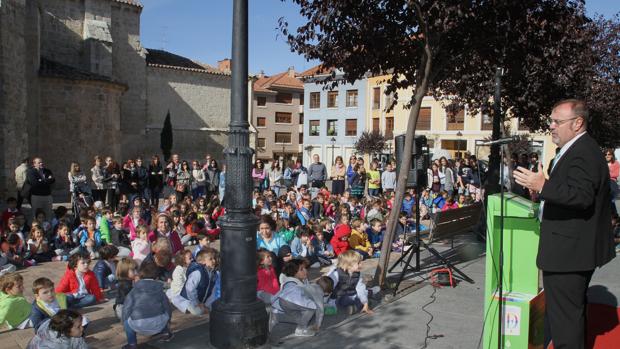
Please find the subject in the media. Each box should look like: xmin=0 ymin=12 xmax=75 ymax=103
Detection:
xmin=38 ymin=77 xmax=124 ymax=196
xmin=0 ymin=0 xmax=29 ymax=199
xmin=39 ymin=0 xmax=86 ymax=71
xmin=111 ymin=2 xmax=147 ymax=160
xmin=146 ymin=66 xmax=231 ymax=164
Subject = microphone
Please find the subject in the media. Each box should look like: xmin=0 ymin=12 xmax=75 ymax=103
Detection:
xmin=479 ymin=135 xmax=520 ymax=146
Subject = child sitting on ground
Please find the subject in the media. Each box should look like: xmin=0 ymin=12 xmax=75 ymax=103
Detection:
xmin=78 ymin=217 xmax=102 ymax=259
xmin=167 ymin=250 xmax=193 ymax=301
xmin=290 ymin=226 xmax=319 ymax=267
xmin=270 ymin=259 xmax=334 ymax=336
xmin=5 ymin=233 xmax=35 ymax=267
xmin=27 ymin=310 xmax=88 ymax=349
xmin=257 ymin=248 xmax=279 ymax=304
xmin=0 ymin=272 xmax=32 ymax=330
xmin=93 ymin=244 xmax=119 ymax=290
xmin=172 ymin=248 xmax=219 ymax=315
xmin=192 ymin=234 xmax=210 ymax=259
xmin=121 ymin=261 xmax=173 ymax=349
xmin=29 ymin=277 xmax=69 ymax=331
xmin=367 ymin=219 xmax=384 ymax=258
xmin=131 ymin=225 xmax=151 ymax=264
xmin=56 ymin=252 xmax=104 ymax=309
xmin=312 ymin=228 xmax=335 ymax=266
xmin=348 ymin=219 xmax=373 ymax=259
xmin=330 ymin=214 xmax=351 ymax=256
xmin=327 ymin=250 xmax=373 ymax=315
xmin=51 ymin=222 xmax=79 ymax=261
xmin=114 ymin=257 xmax=138 ymax=320
xmin=109 ymin=216 xmax=131 ymax=257
xmin=27 ymin=226 xmax=53 ymax=263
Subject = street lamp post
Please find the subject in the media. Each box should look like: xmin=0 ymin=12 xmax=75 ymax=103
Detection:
xmin=456 ymin=131 xmax=463 ymax=159
xmin=209 ymin=0 xmax=268 ymax=348
xmin=330 ymin=137 xmax=336 ymax=165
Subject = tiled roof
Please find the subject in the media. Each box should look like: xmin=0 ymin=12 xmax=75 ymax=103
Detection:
xmin=112 ymin=0 xmax=143 ymax=8
xmin=145 ymin=48 xmax=230 ymax=76
xmin=253 ymin=70 xmax=304 ymax=93
xmin=39 ymin=57 xmax=126 ymax=88
xmin=299 ymin=64 xmax=334 ymax=77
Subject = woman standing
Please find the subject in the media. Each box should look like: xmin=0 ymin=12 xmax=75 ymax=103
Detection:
xmin=103 ymin=157 xmax=120 ymax=211
xmin=148 ymin=155 xmax=164 ymax=208
xmin=91 ymin=156 xmax=105 ymax=203
xmin=439 ymin=157 xmax=455 ymax=197
xmin=175 ymin=161 xmax=192 ymax=202
xmin=346 ymin=155 xmax=357 ymax=189
xmin=121 ymin=159 xmax=140 ymax=203
xmin=429 ymin=162 xmax=444 ymax=194
xmin=191 ymin=160 xmax=206 ymax=200
xmin=252 ymin=160 xmax=266 ymax=193
xmin=268 ymin=159 xmax=283 ymax=197
xmin=205 ymin=159 xmax=220 ymax=200
xmin=350 ymin=164 xmax=366 ymax=200
xmin=331 ymin=156 xmax=346 ymax=195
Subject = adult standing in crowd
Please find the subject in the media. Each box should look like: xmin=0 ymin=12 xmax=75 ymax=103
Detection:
xmin=269 ymin=159 xmax=283 ymax=197
xmin=191 ymin=160 xmax=206 ymax=200
xmin=148 ymin=155 xmax=164 ymax=208
xmin=205 ymin=159 xmax=220 ymax=199
xmin=252 ymin=159 xmax=266 ymax=193
xmin=175 ymin=161 xmax=192 ymax=202
xmin=14 ymin=158 xmax=29 ymax=209
xmin=68 ymin=162 xmax=90 ymax=199
xmin=103 ymin=157 xmax=120 ymax=211
xmin=606 ymin=149 xmax=620 ymax=214
xmin=515 ymin=99 xmax=615 ymax=349
xmin=135 ymin=157 xmax=149 ymax=202
xmin=308 ymin=154 xmax=327 ymax=195
xmin=330 ymin=156 xmax=346 ymax=195
xmin=91 ymin=156 xmax=106 ymax=204
xmin=346 ymin=155 xmax=357 ymax=190
xmin=27 ymin=157 xmax=55 ymax=221
xmin=439 ymin=157 xmax=455 ymax=197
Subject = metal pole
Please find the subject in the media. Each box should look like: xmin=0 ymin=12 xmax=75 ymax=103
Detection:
xmin=209 ymin=0 xmax=268 ymax=347
xmin=495 ymin=67 xmax=504 ymax=349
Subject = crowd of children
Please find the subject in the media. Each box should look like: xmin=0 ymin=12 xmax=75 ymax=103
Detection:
xmin=0 ymin=152 xmax=489 ymax=347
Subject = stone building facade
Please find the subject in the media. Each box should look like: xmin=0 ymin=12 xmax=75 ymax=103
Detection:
xmin=252 ymin=67 xmax=304 ymax=164
xmin=0 ymin=0 xmax=231 ymax=199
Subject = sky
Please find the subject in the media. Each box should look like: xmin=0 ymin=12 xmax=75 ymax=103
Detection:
xmin=139 ymin=0 xmax=620 ymax=76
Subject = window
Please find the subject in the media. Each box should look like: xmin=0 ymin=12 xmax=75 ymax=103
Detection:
xmin=481 ymin=110 xmax=493 ymax=131
xmin=309 ymin=120 xmax=320 ymax=136
xmin=327 ymin=91 xmax=338 ymax=108
xmin=446 ymin=108 xmax=465 ymax=130
xmin=256 ymin=117 xmax=266 ymax=127
xmin=327 ymin=119 xmax=338 ymax=136
xmin=299 ymin=132 xmax=303 ymax=144
xmin=299 ymin=113 xmax=304 ymax=124
xmin=309 ymin=92 xmax=320 ymax=109
xmin=372 ymin=118 xmax=380 ymax=132
xmin=257 ymin=138 xmax=266 ymax=148
xmin=385 ymin=92 xmax=394 ymax=111
xmin=299 ymin=93 xmax=304 ymax=106
xmin=346 ymin=90 xmax=358 ymax=107
xmin=257 ymin=96 xmax=266 ymax=107
xmin=417 ymin=107 xmax=431 ymax=130
xmin=276 ymin=93 xmax=293 ymax=104
xmin=275 ymin=132 xmax=292 ymax=144
xmin=345 ymin=119 xmax=357 ymax=136
xmin=372 ymin=87 xmax=381 ymax=109
xmin=385 ymin=117 xmax=394 ymax=139
xmin=275 ymin=112 xmax=292 ymax=123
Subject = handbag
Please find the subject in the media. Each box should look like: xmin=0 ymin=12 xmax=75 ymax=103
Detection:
xmin=175 ymin=183 xmax=187 ymax=192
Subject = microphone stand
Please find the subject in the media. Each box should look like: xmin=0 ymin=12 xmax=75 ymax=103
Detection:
xmin=497 ymin=144 xmax=506 ymax=349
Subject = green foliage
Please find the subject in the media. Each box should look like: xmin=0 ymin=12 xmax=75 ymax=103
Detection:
xmin=354 ymin=131 xmax=386 ymax=155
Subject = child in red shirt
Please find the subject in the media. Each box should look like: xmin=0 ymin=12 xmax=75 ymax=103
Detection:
xmin=256 ymin=249 xmax=279 ymax=303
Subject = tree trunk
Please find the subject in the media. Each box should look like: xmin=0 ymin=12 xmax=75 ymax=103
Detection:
xmin=485 ymin=68 xmax=503 ymax=196
xmin=373 ymin=44 xmax=433 ymax=288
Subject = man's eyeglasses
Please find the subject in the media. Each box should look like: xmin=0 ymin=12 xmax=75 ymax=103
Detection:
xmin=547 ymin=116 xmax=578 ymax=126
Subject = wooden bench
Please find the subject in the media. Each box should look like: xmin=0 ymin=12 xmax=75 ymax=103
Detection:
xmin=392 ymin=202 xmax=483 ymax=284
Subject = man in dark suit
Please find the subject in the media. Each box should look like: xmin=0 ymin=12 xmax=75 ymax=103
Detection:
xmin=514 ymin=99 xmax=615 ymax=349
xmin=26 ymin=157 xmax=55 ymax=222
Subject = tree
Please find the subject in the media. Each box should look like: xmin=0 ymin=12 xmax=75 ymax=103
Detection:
xmin=354 ymin=131 xmax=387 ymax=157
xmin=160 ymin=110 xmax=173 ymax=162
xmin=280 ymin=0 xmax=604 ymax=287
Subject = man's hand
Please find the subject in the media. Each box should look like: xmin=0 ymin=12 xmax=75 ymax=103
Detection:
xmin=361 ymin=303 xmax=374 ymax=315
xmin=514 ymin=162 xmax=546 ymax=193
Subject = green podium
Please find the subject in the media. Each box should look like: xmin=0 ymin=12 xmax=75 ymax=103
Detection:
xmin=483 ymin=193 xmax=545 ymax=349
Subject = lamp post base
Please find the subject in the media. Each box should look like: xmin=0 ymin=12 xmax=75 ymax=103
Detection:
xmin=209 ymin=299 xmax=268 ymax=349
